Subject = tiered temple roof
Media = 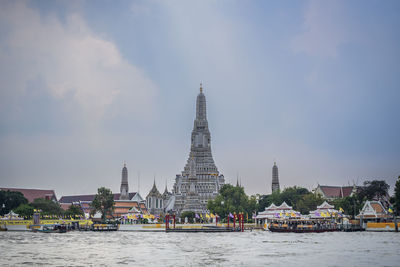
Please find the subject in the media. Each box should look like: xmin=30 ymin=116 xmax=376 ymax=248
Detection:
xmin=256 ymin=201 xmax=301 ymax=219
xmin=356 ymin=200 xmax=388 ymax=219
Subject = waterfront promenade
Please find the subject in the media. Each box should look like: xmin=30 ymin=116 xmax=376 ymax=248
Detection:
xmin=1 ymin=231 xmax=399 ymax=266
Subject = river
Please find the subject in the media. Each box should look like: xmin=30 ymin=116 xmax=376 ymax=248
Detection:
xmin=1 ymin=231 xmax=399 ymax=266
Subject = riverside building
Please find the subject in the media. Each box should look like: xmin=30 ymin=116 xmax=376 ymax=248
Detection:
xmin=166 ymin=84 xmax=225 ymax=215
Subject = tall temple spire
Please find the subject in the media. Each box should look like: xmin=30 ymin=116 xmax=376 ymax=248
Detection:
xmin=120 ymin=162 xmax=129 ymax=200
xmin=272 ymin=161 xmax=280 ymax=193
xmin=195 ymin=84 xmax=207 ymax=120
xmin=173 ymin=84 xmax=225 ymax=214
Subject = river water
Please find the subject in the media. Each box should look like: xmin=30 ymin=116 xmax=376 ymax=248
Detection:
xmin=1 ymin=231 xmax=399 ymax=266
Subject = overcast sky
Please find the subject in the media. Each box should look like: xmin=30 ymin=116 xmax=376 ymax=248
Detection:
xmin=0 ymin=0 xmax=399 ymax=198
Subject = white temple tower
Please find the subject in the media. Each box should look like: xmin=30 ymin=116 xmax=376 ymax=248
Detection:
xmin=171 ymin=84 xmax=225 ymax=214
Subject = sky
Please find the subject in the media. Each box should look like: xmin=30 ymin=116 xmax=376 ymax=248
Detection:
xmin=0 ymin=0 xmax=399 ymax=198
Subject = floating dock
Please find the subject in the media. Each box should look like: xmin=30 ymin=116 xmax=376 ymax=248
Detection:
xmin=166 ymin=226 xmax=237 ymax=233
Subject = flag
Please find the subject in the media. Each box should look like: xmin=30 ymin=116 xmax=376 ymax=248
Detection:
xmin=285 ymin=212 xmax=289 ymax=217
xmin=279 ymin=212 xmax=283 ymax=217
xmin=229 ymin=213 xmax=234 ymax=218
xmin=339 ymin=207 xmax=344 ymax=213
xmin=195 ymin=213 xmax=200 ymax=219
xmin=206 ymin=214 xmax=210 ymax=219
xmin=388 ymin=207 xmax=393 ymax=213
xmin=326 ymin=212 xmax=330 ymax=217
xmin=290 ymin=212 xmax=295 ymax=217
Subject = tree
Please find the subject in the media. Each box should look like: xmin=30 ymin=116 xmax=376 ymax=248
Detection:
xmin=332 ymin=196 xmax=363 ymax=219
xmin=31 ymin=198 xmax=63 ymax=215
xmin=180 ymin=211 xmax=195 ymax=223
xmin=207 ymin=184 xmax=255 ymax=220
xmin=394 ymin=176 xmax=400 ymax=215
xmin=65 ymin=204 xmax=84 ymax=218
xmin=257 ymin=186 xmax=313 ymax=213
xmin=295 ymin=193 xmax=324 ymax=214
xmin=90 ymin=187 xmax=115 ymax=221
xmin=0 ymin=190 xmax=28 ymax=216
xmin=358 ymin=180 xmax=390 ymax=202
xmin=14 ymin=204 xmax=34 ymax=218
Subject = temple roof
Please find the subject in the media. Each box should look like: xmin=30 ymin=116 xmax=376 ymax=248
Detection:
xmin=277 ymin=201 xmax=292 ymax=210
xmin=317 ymin=201 xmax=335 ymax=209
xmin=147 ymin=181 xmax=162 ymax=198
xmin=59 ymin=192 xmax=137 ymax=203
xmin=317 ymin=185 xmax=354 ymax=198
xmin=0 ymin=187 xmax=57 ymax=202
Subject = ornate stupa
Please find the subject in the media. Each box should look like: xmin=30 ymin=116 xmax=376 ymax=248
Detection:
xmin=272 ymin=162 xmax=280 ymax=193
xmin=171 ymin=84 xmax=225 ymax=214
xmin=119 ymin=163 xmax=129 ymax=200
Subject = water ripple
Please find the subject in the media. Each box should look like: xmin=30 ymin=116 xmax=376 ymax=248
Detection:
xmin=1 ymin=231 xmax=399 ymax=266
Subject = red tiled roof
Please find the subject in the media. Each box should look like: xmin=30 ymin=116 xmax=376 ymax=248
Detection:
xmin=371 ymin=203 xmax=384 ymax=213
xmin=0 ymin=187 xmax=57 ymax=202
xmin=319 ymin=186 xmax=342 ymax=198
xmin=319 ymin=186 xmax=354 ymax=198
xmin=341 ymin=186 xmax=353 ymax=197
xmin=59 ymin=192 xmax=137 ymax=203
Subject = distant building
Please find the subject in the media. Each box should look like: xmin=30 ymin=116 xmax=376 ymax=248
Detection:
xmin=59 ymin=163 xmax=146 ymax=218
xmin=309 ymin=201 xmax=339 ymax=218
xmin=256 ymin=202 xmax=301 ymax=226
xmin=315 ymin=185 xmax=355 ymax=200
xmin=59 ymin=192 xmax=146 ymax=218
xmin=146 ymin=180 xmax=164 ymax=215
xmin=356 ymin=200 xmax=389 ymax=222
xmin=271 ymin=162 xmax=280 ymax=193
xmin=0 ymin=187 xmax=57 ymax=202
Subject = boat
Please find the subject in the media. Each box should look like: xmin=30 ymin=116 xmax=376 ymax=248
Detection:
xmin=33 ymin=224 xmax=68 ymax=233
xmin=90 ymin=223 xmax=119 ymax=231
xmin=268 ymin=218 xmax=340 ymax=233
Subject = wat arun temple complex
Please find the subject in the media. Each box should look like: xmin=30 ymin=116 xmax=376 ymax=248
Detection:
xmin=166 ymin=84 xmax=225 ymax=215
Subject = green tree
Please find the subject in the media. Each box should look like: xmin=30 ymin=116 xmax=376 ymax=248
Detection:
xmin=14 ymin=204 xmax=34 ymax=218
xmin=31 ymin=198 xmax=63 ymax=216
xmin=394 ymin=176 xmax=400 ymax=215
xmin=295 ymin=193 xmax=324 ymax=214
xmin=90 ymin=187 xmax=115 ymax=221
xmin=0 ymin=190 xmax=28 ymax=215
xmin=180 ymin=211 xmax=195 ymax=223
xmin=207 ymin=184 xmax=254 ymax=220
xmin=257 ymin=186 xmax=311 ymax=212
xmin=257 ymin=191 xmax=280 ymax=212
xmin=65 ymin=204 xmax=84 ymax=218
xmin=332 ymin=195 xmax=363 ymax=219
xmin=358 ymin=180 xmax=390 ymax=202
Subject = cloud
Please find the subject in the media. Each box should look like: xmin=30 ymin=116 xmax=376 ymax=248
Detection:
xmin=291 ymin=0 xmax=349 ymax=59
xmin=0 ymin=1 xmax=156 ymax=131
